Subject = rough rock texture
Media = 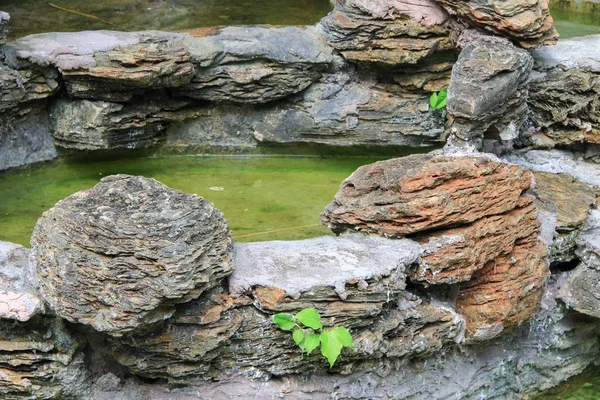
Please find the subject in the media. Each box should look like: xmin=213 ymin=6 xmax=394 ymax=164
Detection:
xmin=320 ymin=0 xmax=453 ymax=66
xmin=531 ymin=172 xmax=599 ymax=263
xmin=176 ymin=26 xmax=333 ymax=103
xmin=0 ymin=12 xmax=8 ymax=45
xmin=321 ymin=154 xmax=533 ymax=236
xmin=528 ymin=35 xmax=600 ymax=148
xmin=166 ymin=66 xmax=449 ymax=150
xmin=0 ymin=316 xmax=85 ymax=399
xmin=0 ymin=60 xmax=59 ymax=115
xmin=447 ymin=36 xmax=533 ymax=141
xmin=50 ymin=98 xmax=200 ymax=150
xmin=433 ymin=0 xmax=558 ymax=48
xmin=31 ymin=175 xmax=233 ymax=336
xmin=3 ymin=31 xmax=194 ymax=102
xmin=0 ymin=242 xmax=43 ymax=322
xmin=559 ymin=210 xmax=600 ymax=317
xmin=0 ymin=106 xmax=57 ymax=171
xmin=322 ymin=154 xmax=548 ymax=341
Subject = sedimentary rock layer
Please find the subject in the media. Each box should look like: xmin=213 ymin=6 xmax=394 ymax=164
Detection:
xmin=0 ymin=12 xmax=8 ymax=45
xmin=433 ymin=0 xmax=558 ymax=48
xmin=31 ymin=175 xmax=233 ymax=336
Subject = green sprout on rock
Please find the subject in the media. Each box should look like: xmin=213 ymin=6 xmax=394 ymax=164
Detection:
xmin=273 ymin=307 xmax=354 ymax=368
xmin=429 ymin=87 xmax=448 ymax=110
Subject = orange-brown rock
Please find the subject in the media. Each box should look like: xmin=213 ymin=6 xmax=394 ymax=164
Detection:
xmin=412 ymin=197 xmax=539 ymax=284
xmin=433 ymin=0 xmax=558 ymax=49
xmin=321 ymin=154 xmax=533 ymax=237
xmin=457 ymin=234 xmax=548 ymax=342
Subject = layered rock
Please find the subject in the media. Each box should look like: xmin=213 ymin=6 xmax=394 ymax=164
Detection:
xmin=31 ymin=175 xmax=233 ymax=336
xmin=50 ymin=97 xmax=200 ymax=150
xmin=176 ymin=26 xmax=333 ymax=103
xmin=0 ymin=60 xmax=59 ymax=116
xmin=0 ymin=242 xmax=43 ymax=322
xmin=559 ymin=210 xmax=600 ymax=318
xmin=531 ymin=172 xmax=599 ymax=263
xmin=322 ymin=154 xmax=548 ymax=341
xmin=320 ymin=0 xmax=453 ymax=66
xmin=3 ymin=31 xmax=194 ymax=102
xmin=528 ymin=35 xmax=600 ymax=148
xmin=433 ymin=0 xmax=558 ymax=48
xmin=0 ymin=12 xmax=7 ymax=45
xmin=166 ymin=71 xmax=449 ymax=150
xmin=447 ymin=35 xmax=533 ymax=141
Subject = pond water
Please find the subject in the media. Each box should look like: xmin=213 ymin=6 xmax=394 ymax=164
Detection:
xmin=551 ymin=1 xmax=600 ymax=38
xmin=0 ymin=0 xmax=333 ymax=39
xmin=0 ymin=155 xmax=386 ymax=247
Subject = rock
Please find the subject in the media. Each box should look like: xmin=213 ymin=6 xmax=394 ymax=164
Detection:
xmin=503 ymin=149 xmax=600 ymax=187
xmin=320 ymin=0 xmax=454 ymax=66
xmin=447 ymin=36 xmax=533 ymax=141
xmin=0 ymin=59 xmax=59 ymax=115
xmin=166 ymin=71 xmax=449 ymax=151
xmin=530 ymin=172 xmax=599 ymax=263
xmin=559 ymin=210 xmax=600 ymax=318
xmin=528 ymin=35 xmax=600 ymax=148
xmin=50 ymin=97 xmax=200 ymax=150
xmin=321 ymin=154 xmax=533 ymax=236
xmin=0 ymin=12 xmax=8 ymax=45
xmin=0 ymin=105 xmax=57 ymax=171
xmin=31 ymin=175 xmax=233 ymax=336
xmin=0 ymin=242 xmax=43 ymax=322
xmin=3 ymin=31 xmax=194 ymax=101
xmin=433 ymin=0 xmax=558 ymax=48
xmin=175 ymin=26 xmax=333 ymax=103
xmin=0 ymin=316 xmax=85 ymax=399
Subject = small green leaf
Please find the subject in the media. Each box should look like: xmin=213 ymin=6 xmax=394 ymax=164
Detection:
xmin=293 ymin=329 xmax=306 ymax=345
xmin=273 ymin=313 xmax=295 ymax=331
xmin=296 ymin=308 xmax=322 ymax=330
xmin=330 ymin=327 xmax=354 ymax=347
xmin=429 ymin=88 xmax=448 ymax=110
xmin=320 ymin=330 xmax=344 ymax=368
xmin=304 ymin=333 xmax=321 ymax=355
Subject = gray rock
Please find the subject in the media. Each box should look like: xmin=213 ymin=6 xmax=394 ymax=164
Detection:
xmin=176 ymin=26 xmax=333 ymax=103
xmin=0 ymin=11 xmax=9 ymax=45
xmin=528 ymin=35 xmax=600 ymax=148
xmin=165 ymin=64 xmax=449 ymax=150
xmin=50 ymin=98 xmax=200 ymax=150
xmin=319 ymin=0 xmax=453 ymax=66
xmin=0 ymin=105 xmax=57 ymax=171
xmin=31 ymin=175 xmax=233 ymax=336
xmin=0 ymin=59 xmax=59 ymax=115
xmin=447 ymin=36 xmax=533 ymax=141
xmin=0 ymin=242 xmax=43 ymax=321
xmin=3 ymin=31 xmax=194 ymax=101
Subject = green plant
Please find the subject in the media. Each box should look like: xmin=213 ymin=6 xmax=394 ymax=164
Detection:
xmin=273 ymin=307 xmax=354 ymax=368
xmin=429 ymin=87 xmax=448 ymax=110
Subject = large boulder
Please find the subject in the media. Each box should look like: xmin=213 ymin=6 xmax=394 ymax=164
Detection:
xmin=447 ymin=35 xmax=533 ymax=142
xmin=528 ymin=35 xmax=600 ymax=149
xmin=322 ymin=154 xmax=548 ymax=341
xmin=31 ymin=175 xmax=233 ymax=336
xmin=3 ymin=31 xmax=194 ymax=102
xmin=320 ymin=0 xmax=453 ymax=66
xmin=175 ymin=26 xmax=333 ymax=104
xmin=432 ymin=0 xmax=558 ymax=48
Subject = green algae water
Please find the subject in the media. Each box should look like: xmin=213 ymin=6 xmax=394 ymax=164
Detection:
xmin=0 ymin=155 xmax=385 ymax=247
xmin=551 ymin=1 xmax=600 ymax=38
xmin=0 ymin=0 xmax=333 ymax=40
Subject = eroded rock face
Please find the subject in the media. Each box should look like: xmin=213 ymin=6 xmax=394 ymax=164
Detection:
xmin=321 ymin=0 xmax=452 ymax=66
xmin=50 ymin=98 xmax=200 ymax=150
xmin=531 ymin=172 xmax=599 ymax=263
xmin=3 ymin=31 xmax=194 ymax=102
xmin=447 ymin=35 xmax=533 ymax=141
xmin=0 ymin=60 xmax=59 ymax=116
xmin=0 ymin=12 xmax=8 ymax=45
xmin=433 ymin=0 xmax=558 ymax=48
xmin=528 ymin=35 xmax=600 ymax=148
xmin=322 ymin=154 xmax=548 ymax=341
xmin=31 ymin=175 xmax=233 ymax=336
xmin=0 ymin=316 xmax=85 ymax=399
xmin=0 ymin=242 xmax=43 ymax=321
xmin=176 ymin=26 xmax=333 ymax=104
